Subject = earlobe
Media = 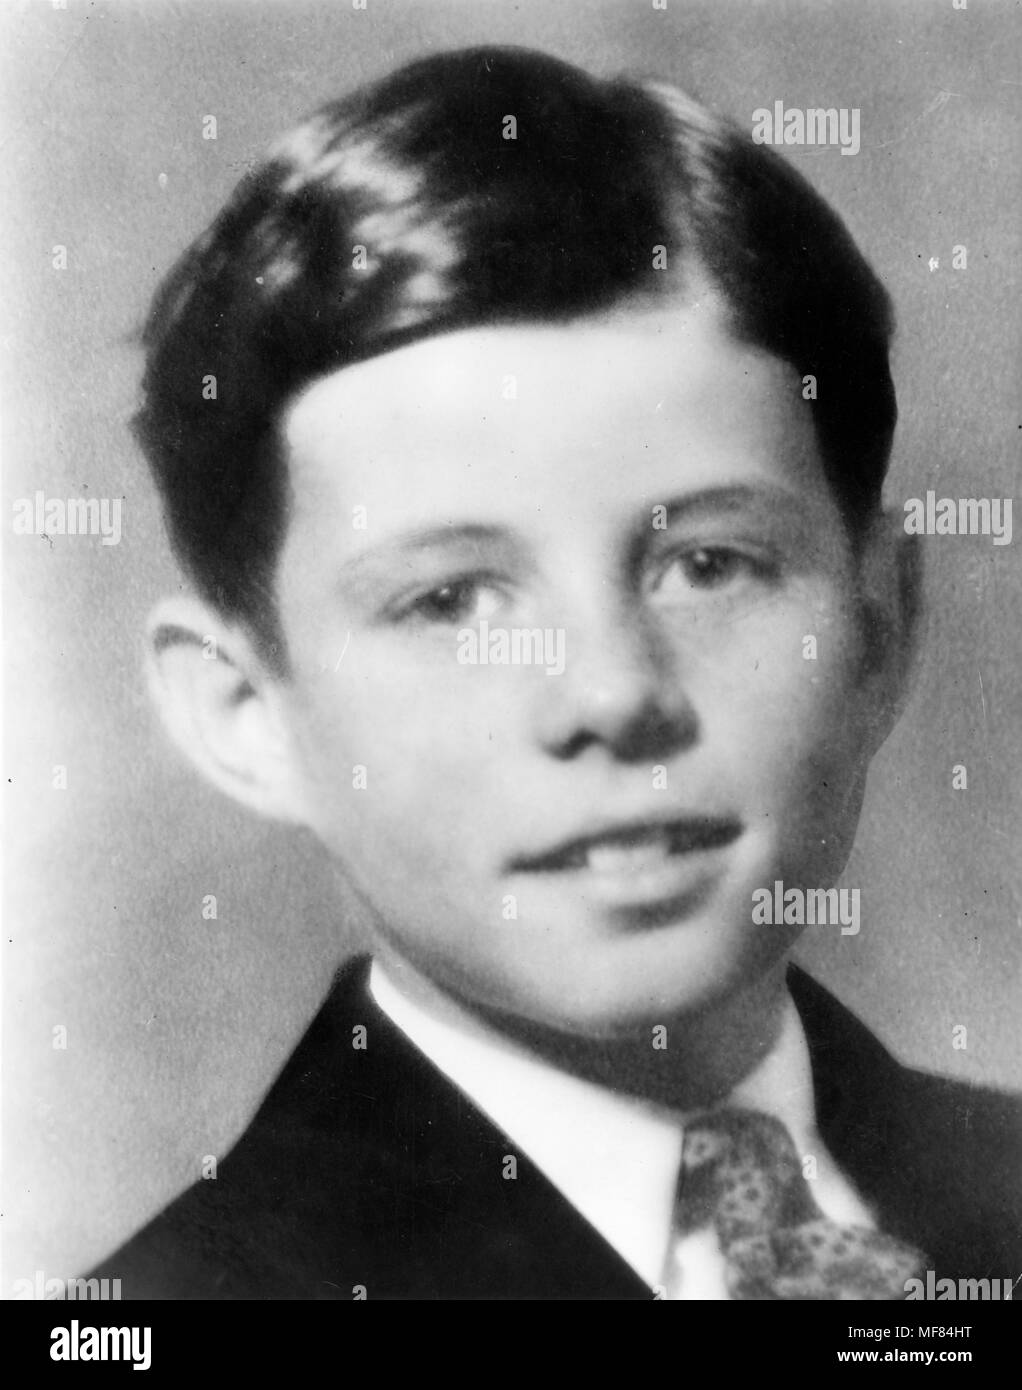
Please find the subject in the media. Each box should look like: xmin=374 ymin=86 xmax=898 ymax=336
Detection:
xmin=145 ymin=597 xmax=308 ymax=824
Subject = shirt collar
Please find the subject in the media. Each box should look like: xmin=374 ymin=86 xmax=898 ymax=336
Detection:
xmin=369 ymin=958 xmax=815 ymax=1286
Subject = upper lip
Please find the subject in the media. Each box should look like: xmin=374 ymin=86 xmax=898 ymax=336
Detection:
xmin=507 ymin=813 xmax=742 ymax=872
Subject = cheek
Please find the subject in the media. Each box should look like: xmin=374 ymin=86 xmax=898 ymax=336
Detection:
xmin=288 ymin=654 xmax=498 ymax=844
xmin=706 ymin=598 xmax=868 ymax=817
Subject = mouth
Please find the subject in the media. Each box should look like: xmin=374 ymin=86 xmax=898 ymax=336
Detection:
xmin=506 ymin=815 xmax=741 ymax=915
xmin=507 ymin=816 xmax=742 ymax=879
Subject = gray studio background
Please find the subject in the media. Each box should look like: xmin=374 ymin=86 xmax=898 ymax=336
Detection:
xmin=3 ymin=0 xmax=1020 ymax=1286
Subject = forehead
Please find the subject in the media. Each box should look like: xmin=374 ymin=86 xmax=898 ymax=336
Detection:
xmin=279 ymin=302 xmax=829 ymax=543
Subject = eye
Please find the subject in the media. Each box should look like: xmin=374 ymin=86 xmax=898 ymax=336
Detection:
xmin=649 ymin=546 xmax=775 ymax=600
xmin=402 ymin=577 xmax=505 ymax=626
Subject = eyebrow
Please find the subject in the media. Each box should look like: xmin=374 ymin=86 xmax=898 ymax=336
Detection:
xmin=335 ymin=524 xmax=521 ymax=598
xmin=335 ymin=483 xmax=817 ymax=597
xmin=652 ymin=483 xmax=812 ymax=525
xmin=624 ymin=482 xmax=820 ymax=575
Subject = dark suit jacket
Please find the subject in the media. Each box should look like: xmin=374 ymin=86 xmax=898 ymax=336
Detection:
xmin=90 ymin=955 xmax=1022 ymax=1299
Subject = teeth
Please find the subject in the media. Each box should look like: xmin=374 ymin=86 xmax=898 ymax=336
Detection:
xmin=584 ymin=832 xmax=673 ymax=876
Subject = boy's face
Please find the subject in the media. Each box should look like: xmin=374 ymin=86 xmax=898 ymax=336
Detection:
xmin=271 ymin=299 xmax=888 ymax=1037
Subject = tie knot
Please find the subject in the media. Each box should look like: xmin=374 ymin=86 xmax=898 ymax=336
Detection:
xmin=672 ymin=1106 xmax=927 ymax=1299
xmin=678 ymin=1107 xmax=808 ymax=1239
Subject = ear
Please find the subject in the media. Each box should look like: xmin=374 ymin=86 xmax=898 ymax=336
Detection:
xmin=145 ymin=595 xmax=309 ymax=824
xmin=852 ymin=509 xmax=925 ymax=750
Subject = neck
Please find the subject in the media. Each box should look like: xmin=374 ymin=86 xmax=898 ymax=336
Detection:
xmin=372 ymin=949 xmax=791 ymax=1113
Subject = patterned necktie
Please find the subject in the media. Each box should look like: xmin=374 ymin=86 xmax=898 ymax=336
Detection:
xmin=672 ymin=1107 xmax=927 ymax=1300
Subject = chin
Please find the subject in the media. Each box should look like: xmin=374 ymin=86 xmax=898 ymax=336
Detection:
xmin=506 ymin=941 xmax=778 ymax=1041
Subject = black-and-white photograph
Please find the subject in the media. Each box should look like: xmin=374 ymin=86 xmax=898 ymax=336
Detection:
xmin=4 ymin=0 xmax=1020 ymax=1349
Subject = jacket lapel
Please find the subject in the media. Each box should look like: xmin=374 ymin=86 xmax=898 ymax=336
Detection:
xmin=787 ymin=963 xmax=1006 ymax=1276
xmin=319 ymin=955 xmax=651 ymax=1299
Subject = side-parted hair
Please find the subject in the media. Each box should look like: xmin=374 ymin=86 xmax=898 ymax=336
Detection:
xmin=136 ymin=45 xmax=896 ymax=665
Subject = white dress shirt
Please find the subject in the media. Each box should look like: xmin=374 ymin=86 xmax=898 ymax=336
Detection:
xmin=369 ymin=959 xmax=877 ymax=1298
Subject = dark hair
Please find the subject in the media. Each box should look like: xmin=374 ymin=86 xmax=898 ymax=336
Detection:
xmin=135 ymin=45 xmax=896 ymax=667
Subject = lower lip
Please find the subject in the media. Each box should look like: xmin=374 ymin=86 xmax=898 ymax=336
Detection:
xmin=513 ymin=837 xmax=738 ymax=913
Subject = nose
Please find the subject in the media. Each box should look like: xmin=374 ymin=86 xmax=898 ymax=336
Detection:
xmin=534 ymin=595 xmax=699 ymax=762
